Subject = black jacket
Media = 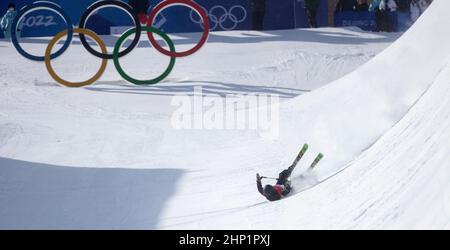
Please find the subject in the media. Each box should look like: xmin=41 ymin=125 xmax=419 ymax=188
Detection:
xmin=305 ymin=0 xmax=321 ymax=11
xmin=356 ymin=3 xmax=369 ymax=11
xmin=335 ymin=0 xmax=357 ymax=12
xmin=396 ymin=0 xmax=412 ymax=11
xmin=128 ymin=0 xmax=150 ymax=15
xmin=257 ymin=179 xmax=291 ymax=201
xmin=251 ymin=0 xmax=266 ymax=12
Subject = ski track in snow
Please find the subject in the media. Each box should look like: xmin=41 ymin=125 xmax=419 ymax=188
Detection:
xmin=1 ymin=2 xmax=449 ymax=229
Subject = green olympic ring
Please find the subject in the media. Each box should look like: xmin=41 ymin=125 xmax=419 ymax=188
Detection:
xmin=113 ymin=26 xmax=176 ymax=86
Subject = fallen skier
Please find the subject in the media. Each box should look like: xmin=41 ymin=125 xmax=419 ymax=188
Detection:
xmin=256 ymin=144 xmax=323 ymax=201
xmin=256 ymin=167 xmax=294 ymax=201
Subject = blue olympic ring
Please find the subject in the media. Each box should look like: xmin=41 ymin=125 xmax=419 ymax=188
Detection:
xmin=11 ymin=1 xmax=73 ymax=62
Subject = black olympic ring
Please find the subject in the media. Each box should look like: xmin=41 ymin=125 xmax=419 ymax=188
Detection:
xmin=78 ymin=0 xmax=142 ymax=60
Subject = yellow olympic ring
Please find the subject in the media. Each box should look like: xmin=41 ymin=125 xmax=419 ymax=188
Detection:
xmin=45 ymin=28 xmax=108 ymax=88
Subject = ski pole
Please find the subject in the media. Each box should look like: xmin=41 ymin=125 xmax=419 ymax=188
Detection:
xmin=261 ymin=176 xmax=279 ymax=180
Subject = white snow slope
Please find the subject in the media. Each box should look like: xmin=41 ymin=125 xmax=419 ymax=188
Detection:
xmin=1 ymin=1 xmax=449 ymax=229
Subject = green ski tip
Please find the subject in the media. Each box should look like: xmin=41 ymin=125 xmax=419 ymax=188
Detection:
xmin=309 ymin=153 xmax=324 ymax=170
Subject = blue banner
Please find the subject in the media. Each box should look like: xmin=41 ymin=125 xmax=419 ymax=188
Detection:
xmin=1 ymin=0 xmax=329 ymax=38
xmin=334 ymin=11 xmax=377 ymax=31
xmin=334 ymin=10 xmax=413 ymax=32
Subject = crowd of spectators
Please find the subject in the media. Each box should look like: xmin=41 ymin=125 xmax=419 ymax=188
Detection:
xmin=335 ymin=0 xmax=433 ymax=32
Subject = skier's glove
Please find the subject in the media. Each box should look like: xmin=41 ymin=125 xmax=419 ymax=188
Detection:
xmin=256 ymin=173 xmax=262 ymax=182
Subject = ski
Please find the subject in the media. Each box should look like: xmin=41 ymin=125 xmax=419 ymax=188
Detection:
xmin=289 ymin=143 xmax=309 ymax=170
xmin=308 ymin=153 xmax=324 ymax=170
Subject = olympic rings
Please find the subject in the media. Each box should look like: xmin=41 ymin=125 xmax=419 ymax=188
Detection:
xmin=147 ymin=0 xmax=210 ymax=57
xmin=11 ymin=0 xmax=210 ymax=87
xmin=11 ymin=1 xmax=73 ymax=61
xmin=114 ymin=26 xmax=176 ymax=86
xmin=190 ymin=5 xmax=247 ymax=31
xmin=79 ymin=0 xmax=141 ymax=60
xmin=45 ymin=28 xmax=108 ymax=88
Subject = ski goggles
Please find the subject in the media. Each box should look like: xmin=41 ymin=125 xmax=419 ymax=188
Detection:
xmin=10 ymin=0 xmax=209 ymax=88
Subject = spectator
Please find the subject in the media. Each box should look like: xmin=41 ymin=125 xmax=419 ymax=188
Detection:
xmin=1 ymin=3 xmax=18 ymax=40
xmin=335 ymin=0 xmax=357 ymax=12
xmin=396 ymin=0 xmax=412 ymax=12
xmin=369 ymin=0 xmax=397 ymax=32
xmin=418 ymin=0 xmax=431 ymax=13
xmin=385 ymin=0 xmax=398 ymax=31
xmin=251 ymin=0 xmax=266 ymax=31
xmin=385 ymin=0 xmax=398 ymax=12
xmin=410 ymin=0 xmax=431 ymax=23
xmin=378 ymin=0 xmax=390 ymax=31
xmin=410 ymin=0 xmax=421 ymax=22
xmin=305 ymin=0 xmax=321 ymax=28
xmin=369 ymin=0 xmax=384 ymax=31
xmin=128 ymin=0 xmax=150 ymax=24
xmin=396 ymin=0 xmax=412 ymax=31
xmin=379 ymin=0 xmax=398 ymax=31
xmin=356 ymin=0 xmax=369 ymax=11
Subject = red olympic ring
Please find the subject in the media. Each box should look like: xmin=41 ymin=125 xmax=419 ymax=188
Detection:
xmin=147 ymin=0 xmax=210 ymax=57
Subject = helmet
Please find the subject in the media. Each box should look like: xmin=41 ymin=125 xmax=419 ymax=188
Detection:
xmin=263 ymin=185 xmax=281 ymax=201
